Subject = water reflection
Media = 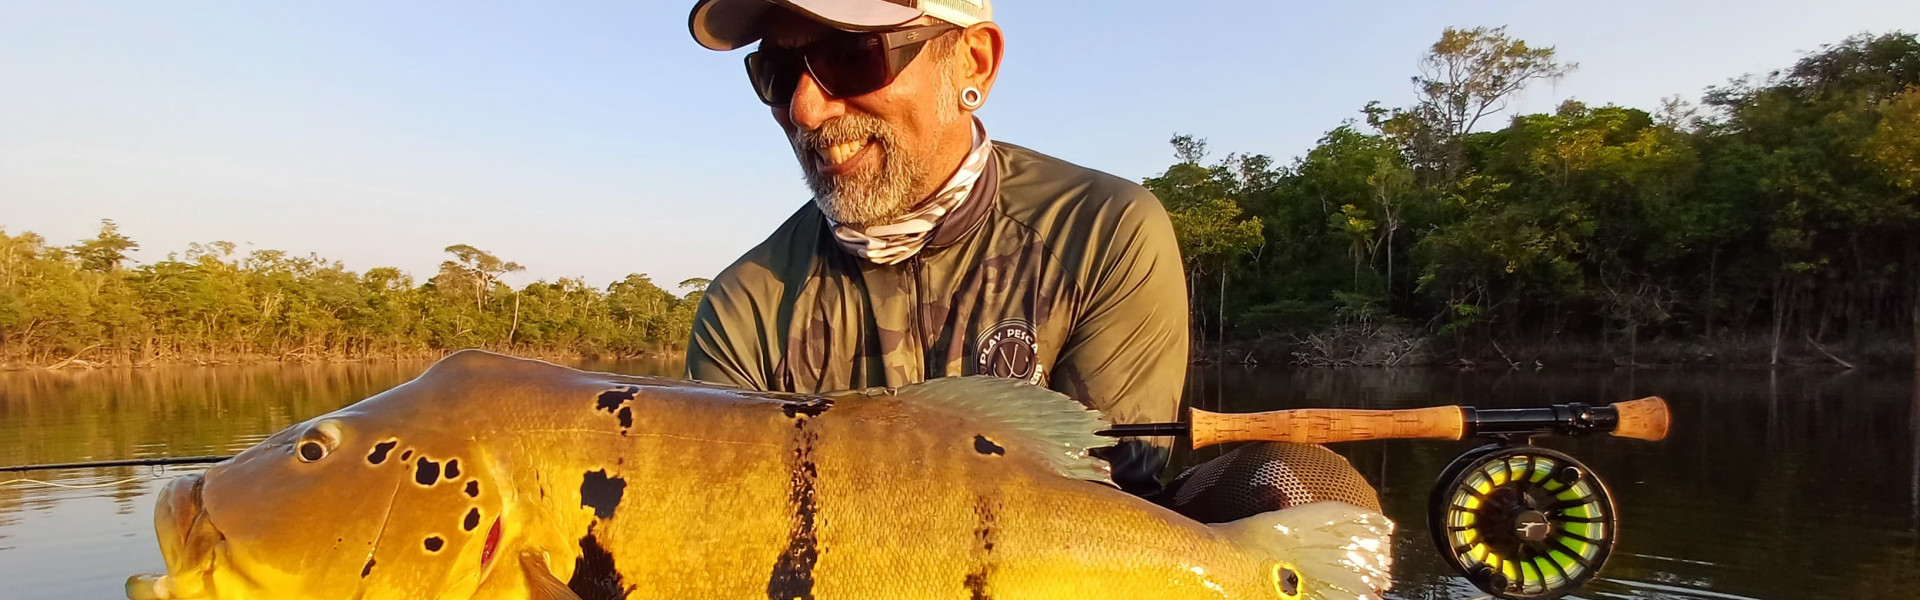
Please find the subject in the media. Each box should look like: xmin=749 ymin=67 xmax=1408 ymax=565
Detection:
xmin=1185 ymin=366 xmax=1920 ymax=599
xmin=1 ymin=360 xmax=1914 ymax=599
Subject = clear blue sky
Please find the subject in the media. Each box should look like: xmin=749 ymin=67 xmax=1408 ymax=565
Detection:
xmin=3 ymin=1 xmax=1914 ymax=289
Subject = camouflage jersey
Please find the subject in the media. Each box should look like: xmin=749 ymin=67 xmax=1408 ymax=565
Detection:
xmin=686 ymin=142 xmax=1190 ymax=492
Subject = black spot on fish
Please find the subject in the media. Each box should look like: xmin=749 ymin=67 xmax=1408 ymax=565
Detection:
xmin=445 ymin=459 xmax=461 ymax=479
xmin=973 ymin=435 xmax=1005 ymax=456
xmin=1279 ymin=567 xmax=1301 ymax=596
xmin=964 ymin=496 xmax=999 ymax=599
xmin=464 ymin=508 xmax=481 ymax=532
xmin=401 ymin=449 xmax=413 ymax=462
xmin=579 ymin=470 xmax=626 ymax=520
xmin=424 ymin=536 xmax=444 ymax=552
xmin=973 ymin=499 xmax=998 ymax=552
xmin=964 ymin=572 xmax=991 ymax=600
xmin=596 ymin=386 xmax=638 ymax=413
xmin=779 ymin=396 xmax=834 ymax=418
xmin=616 ymin=406 xmax=633 ymax=430
xmin=415 ymin=457 xmax=441 ymax=486
xmin=367 ymin=441 xmax=396 ymax=465
xmin=465 ymin=480 xmax=480 ymax=498
xmin=766 ymin=423 xmax=820 ymax=600
xmin=568 ymin=526 xmax=630 ymax=600
xmin=360 ymin=558 xmax=375 ymax=578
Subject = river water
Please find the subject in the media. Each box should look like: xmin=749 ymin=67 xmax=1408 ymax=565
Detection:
xmin=1 ymin=359 xmax=1914 ymax=599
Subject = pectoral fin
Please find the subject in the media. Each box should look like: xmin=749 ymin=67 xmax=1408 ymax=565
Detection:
xmin=850 ymin=376 xmax=1115 ymax=483
xmin=519 ymin=552 xmax=585 ymax=600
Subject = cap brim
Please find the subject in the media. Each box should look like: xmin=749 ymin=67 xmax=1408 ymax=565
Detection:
xmin=691 ymin=0 xmax=924 ymax=51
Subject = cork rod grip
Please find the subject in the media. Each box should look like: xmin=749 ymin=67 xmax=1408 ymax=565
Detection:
xmin=1186 ymin=405 xmax=1467 ymax=449
xmin=1609 ymin=396 xmax=1671 ymax=441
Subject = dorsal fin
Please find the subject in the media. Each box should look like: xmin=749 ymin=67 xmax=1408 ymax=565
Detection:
xmin=846 ymin=376 xmax=1114 ymax=483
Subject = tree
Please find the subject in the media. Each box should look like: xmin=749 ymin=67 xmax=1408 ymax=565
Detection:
xmin=438 ymin=244 xmax=524 ymax=311
xmin=1861 ymin=85 xmax=1920 ymax=370
xmin=70 ymin=219 xmax=139 ymax=273
xmin=1864 ymin=85 xmax=1920 ymax=190
xmin=1370 ymin=26 xmax=1577 ymax=183
xmin=1 ymin=225 xmax=703 ymax=365
xmin=678 ymin=278 xmax=712 ymax=293
xmin=1146 ymin=135 xmax=1266 ymax=353
xmin=1291 ymin=126 xmax=1412 ymax=306
xmin=1366 ymin=157 xmax=1415 ymax=294
xmin=1697 ymin=32 xmax=1920 ymax=363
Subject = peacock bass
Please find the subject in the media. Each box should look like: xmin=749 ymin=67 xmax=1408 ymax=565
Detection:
xmin=127 ymin=350 xmax=1393 ymax=600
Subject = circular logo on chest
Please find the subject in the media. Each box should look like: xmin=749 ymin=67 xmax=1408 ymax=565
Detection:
xmin=975 ymin=319 xmax=1039 ymax=381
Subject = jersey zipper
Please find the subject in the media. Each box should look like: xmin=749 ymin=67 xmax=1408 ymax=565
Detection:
xmin=907 ymin=255 xmax=926 ymax=379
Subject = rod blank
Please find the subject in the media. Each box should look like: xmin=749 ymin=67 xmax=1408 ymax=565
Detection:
xmin=0 ymin=456 xmax=232 ymax=473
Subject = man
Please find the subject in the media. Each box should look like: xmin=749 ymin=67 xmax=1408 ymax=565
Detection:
xmin=684 ymin=0 xmax=1186 ymax=494
xmin=683 ymin=0 xmax=1379 ymax=517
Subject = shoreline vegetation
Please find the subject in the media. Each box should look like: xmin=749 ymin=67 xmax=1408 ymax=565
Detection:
xmin=0 ymin=235 xmax=708 ymax=372
xmin=1149 ymin=28 xmax=1920 ymax=372
xmin=6 ymin=28 xmax=1919 ymax=372
xmin=1 ymin=348 xmax=679 ymax=372
xmin=8 ymin=334 xmax=1905 ymax=372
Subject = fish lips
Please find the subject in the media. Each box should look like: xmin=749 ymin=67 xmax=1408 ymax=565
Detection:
xmin=129 ymin=473 xmax=224 ymax=599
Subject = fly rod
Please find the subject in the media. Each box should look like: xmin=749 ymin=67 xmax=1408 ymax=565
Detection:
xmin=1097 ymin=396 xmax=1671 ymax=447
xmin=3 ymin=399 xmax=1668 ymax=472
xmin=0 ymin=455 xmax=232 ymax=473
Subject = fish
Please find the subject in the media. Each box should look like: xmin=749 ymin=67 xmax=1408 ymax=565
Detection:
xmin=127 ymin=349 xmax=1393 ymax=600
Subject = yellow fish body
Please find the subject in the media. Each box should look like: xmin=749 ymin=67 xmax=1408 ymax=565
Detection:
xmin=128 ymin=350 xmax=1392 ymax=600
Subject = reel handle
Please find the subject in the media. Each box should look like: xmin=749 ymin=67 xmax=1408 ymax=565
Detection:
xmin=1182 ymin=396 xmax=1672 ymax=448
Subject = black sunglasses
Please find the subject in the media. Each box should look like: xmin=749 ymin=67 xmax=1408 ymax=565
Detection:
xmin=745 ymin=23 xmax=958 ymax=107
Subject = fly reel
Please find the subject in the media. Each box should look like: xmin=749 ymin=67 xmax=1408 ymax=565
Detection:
xmin=1097 ymin=395 xmax=1667 ymax=599
xmin=1428 ymin=443 xmax=1616 ymax=599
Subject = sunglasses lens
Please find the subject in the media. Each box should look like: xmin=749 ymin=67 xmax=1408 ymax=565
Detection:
xmin=746 ymin=51 xmax=803 ymax=105
xmin=809 ymin=36 xmax=893 ymax=99
xmin=749 ymin=27 xmax=944 ymax=106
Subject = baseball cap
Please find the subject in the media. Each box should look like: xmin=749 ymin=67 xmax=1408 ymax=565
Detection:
xmin=690 ymin=0 xmax=993 ymax=51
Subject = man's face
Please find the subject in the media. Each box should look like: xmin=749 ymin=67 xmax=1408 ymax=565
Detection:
xmin=761 ymin=11 xmax=969 ymax=226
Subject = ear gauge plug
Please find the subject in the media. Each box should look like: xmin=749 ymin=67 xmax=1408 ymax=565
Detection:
xmin=961 ymin=87 xmax=984 ymax=109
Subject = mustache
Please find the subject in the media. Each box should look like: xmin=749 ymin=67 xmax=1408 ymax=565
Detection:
xmin=791 ymin=114 xmax=892 ymax=154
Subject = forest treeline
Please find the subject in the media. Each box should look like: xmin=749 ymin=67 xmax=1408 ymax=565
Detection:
xmin=5 ymin=28 xmax=1917 ymax=369
xmin=0 ymin=228 xmax=705 ymax=367
xmin=1149 ymin=29 xmax=1920 ymax=368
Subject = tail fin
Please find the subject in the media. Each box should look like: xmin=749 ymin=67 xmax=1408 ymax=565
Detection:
xmin=1214 ymin=502 xmax=1395 ymax=600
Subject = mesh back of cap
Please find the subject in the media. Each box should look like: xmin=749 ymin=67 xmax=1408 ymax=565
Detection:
xmin=918 ymin=0 xmax=991 ymax=26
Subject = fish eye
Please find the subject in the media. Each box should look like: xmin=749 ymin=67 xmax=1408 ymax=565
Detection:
xmin=295 ymin=419 xmax=344 ymax=463
xmin=299 ymin=441 xmax=328 ymax=462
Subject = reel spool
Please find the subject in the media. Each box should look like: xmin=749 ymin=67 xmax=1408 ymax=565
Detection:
xmin=1428 ymin=444 xmax=1617 ymax=599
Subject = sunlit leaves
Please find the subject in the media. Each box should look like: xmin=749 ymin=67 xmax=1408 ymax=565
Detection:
xmin=69 ymin=220 xmax=139 ymax=273
xmin=1863 ymin=86 xmax=1920 ymax=190
xmin=0 ymin=232 xmax=700 ymax=364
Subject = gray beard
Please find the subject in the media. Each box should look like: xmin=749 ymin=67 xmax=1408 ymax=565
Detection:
xmin=793 ymin=63 xmax=964 ymax=226
xmin=791 ymin=114 xmax=931 ymax=226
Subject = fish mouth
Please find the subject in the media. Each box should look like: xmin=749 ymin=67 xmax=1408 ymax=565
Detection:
xmin=128 ymin=474 xmax=225 ymax=600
